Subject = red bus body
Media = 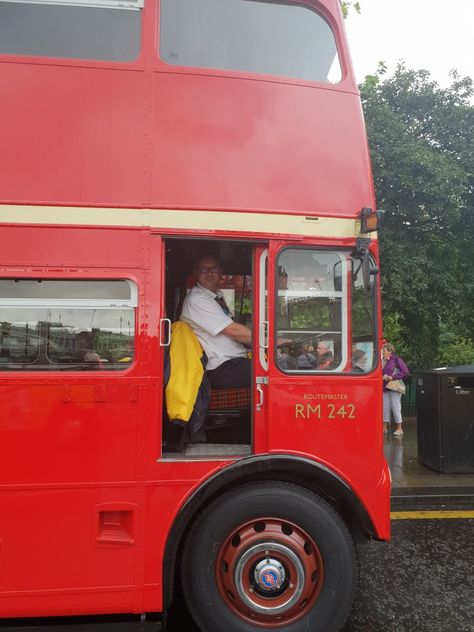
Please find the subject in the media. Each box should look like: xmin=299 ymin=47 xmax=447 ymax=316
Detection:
xmin=0 ymin=0 xmax=390 ymax=629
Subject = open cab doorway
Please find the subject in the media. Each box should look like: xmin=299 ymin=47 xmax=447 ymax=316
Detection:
xmin=161 ymin=238 xmax=264 ymax=460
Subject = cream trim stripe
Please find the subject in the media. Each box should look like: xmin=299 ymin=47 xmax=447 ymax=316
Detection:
xmin=0 ymin=205 xmax=361 ymax=239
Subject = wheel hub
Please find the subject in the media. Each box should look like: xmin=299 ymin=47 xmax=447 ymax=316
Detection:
xmin=254 ymin=558 xmax=285 ymax=592
xmin=235 ymin=542 xmax=304 ymax=615
xmin=217 ymin=519 xmax=324 ymax=627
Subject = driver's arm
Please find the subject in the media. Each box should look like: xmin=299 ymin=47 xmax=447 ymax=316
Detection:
xmin=222 ymin=322 xmax=252 ymax=346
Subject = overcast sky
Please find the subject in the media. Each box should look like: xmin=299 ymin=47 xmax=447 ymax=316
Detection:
xmin=344 ymin=0 xmax=474 ymax=87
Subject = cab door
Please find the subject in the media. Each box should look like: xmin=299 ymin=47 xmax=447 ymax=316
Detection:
xmin=256 ymin=240 xmax=383 ymax=491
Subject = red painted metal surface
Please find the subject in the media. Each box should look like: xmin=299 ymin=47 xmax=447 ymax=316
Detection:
xmin=0 ymin=0 xmax=389 ymax=623
xmin=0 ymin=0 xmax=375 ymax=216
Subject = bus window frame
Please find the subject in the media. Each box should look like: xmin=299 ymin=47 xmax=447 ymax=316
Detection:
xmin=0 ymin=277 xmax=139 ymax=373
xmin=155 ymin=0 xmax=350 ymax=88
xmin=1 ymin=0 xmax=144 ymax=9
xmin=0 ymin=0 xmax=144 ymax=63
xmin=273 ymin=246 xmax=379 ymax=376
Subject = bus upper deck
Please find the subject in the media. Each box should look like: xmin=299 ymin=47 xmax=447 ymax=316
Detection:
xmin=0 ymin=0 xmax=373 ymax=218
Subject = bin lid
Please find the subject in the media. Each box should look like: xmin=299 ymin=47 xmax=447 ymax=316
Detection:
xmin=418 ymin=364 xmax=474 ymax=375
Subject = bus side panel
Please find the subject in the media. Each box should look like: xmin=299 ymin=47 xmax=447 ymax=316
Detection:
xmin=152 ymin=74 xmax=373 ymax=215
xmin=0 ymin=227 xmax=159 ymax=616
xmin=0 ymin=489 xmax=138 ymax=603
xmin=0 ymin=63 xmax=146 ymax=207
xmin=0 ymin=383 xmax=140 ymax=485
xmin=0 ymin=225 xmax=147 ymax=269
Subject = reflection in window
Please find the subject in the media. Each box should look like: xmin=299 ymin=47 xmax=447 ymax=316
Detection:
xmin=0 ymin=280 xmax=136 ymax=371
xmin=0 ymin=2 xmax=141 ymax=61
xmin=275 ymin=249 xmax=378 ymax=374
xmin=351 ymin=257 xmax=377 ymax=372
xmin=220 ymin=274 xmax=252 ymax=327
xmin=160 ymin=0 xmax=342 ymax=83
xmin=276 ymin=249 xmax=345 ymax=372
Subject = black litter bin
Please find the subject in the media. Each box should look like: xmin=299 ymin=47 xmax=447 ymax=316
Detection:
xmin=416 ymin=365 xmax=474 ymax=474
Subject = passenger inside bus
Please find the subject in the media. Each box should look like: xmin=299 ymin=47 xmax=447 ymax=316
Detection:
xmin=352 ymin=348 xmax=368 ymax=372
xmin=83 ymin=350 xmax=103 ymax=369
xmin=317 ymin=350 xmax=334 ymax=370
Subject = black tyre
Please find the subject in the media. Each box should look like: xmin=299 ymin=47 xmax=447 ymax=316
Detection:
xmin=180 ymin=481 xmax=358 ymax=632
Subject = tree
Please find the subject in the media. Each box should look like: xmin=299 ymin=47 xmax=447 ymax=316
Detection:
xmin=360 ymin=64 xmax=474 ymax=369
xmin=340 ymin=1 xmax=361 ymax=18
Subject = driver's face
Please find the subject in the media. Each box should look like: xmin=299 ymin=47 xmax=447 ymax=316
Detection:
xmin=195 ymin=258 xmax=222 ymax=293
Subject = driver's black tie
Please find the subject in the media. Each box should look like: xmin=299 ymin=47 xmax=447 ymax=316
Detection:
xmin=215 ymin=295 xmax=232 ymax=317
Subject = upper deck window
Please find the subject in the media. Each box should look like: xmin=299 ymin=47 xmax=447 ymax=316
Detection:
xmin=0 ymin=0 xmax=142 ymax=62
xmin=159 ymin=0 xmax=342 ymax=83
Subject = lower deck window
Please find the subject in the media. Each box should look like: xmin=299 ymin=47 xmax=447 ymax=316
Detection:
xmin=0 ymin=279 xmax=136 ymax=371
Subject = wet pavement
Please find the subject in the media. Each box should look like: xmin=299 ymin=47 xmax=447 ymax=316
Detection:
xmin=386 ymin=418 xmax=474 ymax=492
xmin=341 ymin=516 xmax=474 ymax=631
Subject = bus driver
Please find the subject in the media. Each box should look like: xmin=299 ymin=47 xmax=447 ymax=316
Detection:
xmin=180 ymin=256 xmax=252 ymax=389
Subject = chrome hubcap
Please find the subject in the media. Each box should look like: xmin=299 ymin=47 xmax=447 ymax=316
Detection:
xmin=254 ymin=557 xmax=286 ymax=592
xmin=235 ymin=542 xmax=305 ymax=615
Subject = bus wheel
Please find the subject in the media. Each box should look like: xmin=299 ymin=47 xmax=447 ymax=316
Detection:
xmin=181 ymin=481 xmax=358 ymax=632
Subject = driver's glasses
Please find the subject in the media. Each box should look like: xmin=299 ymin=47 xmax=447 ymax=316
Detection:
xmin=197 ymin=266 xmax=221 ymax=274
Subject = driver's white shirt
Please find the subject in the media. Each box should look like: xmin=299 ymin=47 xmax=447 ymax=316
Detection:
xmin=180 ymin=283 xmax=247 ymax=371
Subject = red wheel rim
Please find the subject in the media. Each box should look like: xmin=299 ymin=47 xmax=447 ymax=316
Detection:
xmin=216 ymin=518 xmax=324 ymax=628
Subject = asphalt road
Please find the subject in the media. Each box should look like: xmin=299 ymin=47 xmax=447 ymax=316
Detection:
xmin=167 ymin=513 xmax=474 ymax=632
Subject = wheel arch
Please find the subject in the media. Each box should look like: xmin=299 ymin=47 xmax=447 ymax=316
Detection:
xmin=162 ymin=453 xmax=375 ymax=611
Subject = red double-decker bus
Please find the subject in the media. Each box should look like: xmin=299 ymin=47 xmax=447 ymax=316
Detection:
xmin=0 ymin=1 xmax=390 ymax=630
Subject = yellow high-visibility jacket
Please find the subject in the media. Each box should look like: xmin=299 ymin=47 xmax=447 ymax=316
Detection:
xmin=165 ymin=321 xmax=206 ymax=423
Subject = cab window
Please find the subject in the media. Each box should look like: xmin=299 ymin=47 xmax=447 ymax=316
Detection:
xmin=275 ymin=248 xmax=377 ymax=373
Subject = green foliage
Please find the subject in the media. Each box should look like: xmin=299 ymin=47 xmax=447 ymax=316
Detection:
xmin=437 ymin=322 xmax=474 ymax=367
xmin=360 ymin=64 xmax=474 ymax=369
xmin=341 ymin=1 xmax=361 ymax=18
xmin=278 ymin=297 xmax=340 ymax=331
xmin=438 ymin=339 xmax=474 ymax=367
xmin=381 ymin=312 xmax=405 ymax=352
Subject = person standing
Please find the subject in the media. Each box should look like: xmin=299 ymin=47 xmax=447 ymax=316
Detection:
xmin=382 ymin=343 xmax=410 ymax=436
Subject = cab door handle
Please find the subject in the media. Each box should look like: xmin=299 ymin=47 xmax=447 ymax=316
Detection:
xmin=256 ymin=385 xmax=264 ymax=411
xmin=159 ymin=318 xmax=171 ymax=347
xmin=256 ymin=376 xmax=268 ymax=412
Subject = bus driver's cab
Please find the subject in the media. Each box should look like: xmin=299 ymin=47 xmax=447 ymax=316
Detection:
xmin=160 ymin=235 xmax=379 ymax=459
